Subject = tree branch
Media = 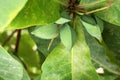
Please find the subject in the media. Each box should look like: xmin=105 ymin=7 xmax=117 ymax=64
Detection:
xmin=2 ymin=30 xmax=17 ymax=46
xmin=14 ymin=29 xmax=22 ymax=54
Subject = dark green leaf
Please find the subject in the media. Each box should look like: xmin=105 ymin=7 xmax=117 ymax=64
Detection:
xmin=0 ymin=77 xmax=4 ymax=80
xmin=102 ymin=22 xmax=120 ymax=64
xmin=95 ymin=16 xmax=104 ymax=32
xmin=84 ymin=30 xmax=120 ymax=75
xmin=100 ymin=75 xmax=117 ymax=80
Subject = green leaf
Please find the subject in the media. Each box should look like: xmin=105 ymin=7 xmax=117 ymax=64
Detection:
xmin=95 ymin=16 xmax=104 ymax=32
xmin=71 ymin=17 xmax=100 ymax=80
xmin=0 ymin=77 xmax=4 ymax=80
xmin=29 ymin=27 xmax=60 ymax=57
xmin=60 ymin=24 xmax=72 ymax=50
xmin=0 ymin=46 xmax=23 ymax=80
xmin=18 ymin=31 xmax=41 ymax=70
xmin=32 ymin=24 xmax=59 ymax=39
xmin=102 ymin=22 xmax=120 ymax=64
xmin=81 ymin=15 xmax=96 ymax=25
xmin=100 ymin=76 xmax=117 ymax=80
xmin=80 ymin=0 xmax=107 ymax=11
xmin=95 ymin=0 xmax=120 ymax=26
xmin=84 ymin=30 xmax=120 ymax=75
xmin=81 ymin=16 xmax=102 ymax=42
xmin=40 ymin=43 xmax=71 ymax=80
xmin=22 ymin=69 xmax=30 ymax=80
xmin=40 ymin=17 xmax=100 ymax=80
xmin=7 ymin=0 xmax=60 ymax=30
xmin=55 ymin=18 xmax=70 ymax=24
xmin=0 ymin=0 xmax=27 ymax=31
xmin=80 ymin=0 xmax=98 ymax=4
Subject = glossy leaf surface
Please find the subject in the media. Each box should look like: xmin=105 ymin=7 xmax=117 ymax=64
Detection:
xmin=32 ymin=24 xmax=59 ymax=39
xmin=7 ymin=0 xmax=60 ymax=29
xmin=0 ymin=0 xmax=27 ymax=31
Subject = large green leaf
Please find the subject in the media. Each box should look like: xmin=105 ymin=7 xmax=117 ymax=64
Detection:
xmin=84 ymin=30 xmax=120 ymax=75
xmin=102 ymin=22 xmax=120 ymax=64
xmin=95 ymin=0 xmax=120 ymax=26
xmin=0 ymin=0 xmax=27 ymax=31
xmin=40 ymin=17 xmax=100 ymax=80
xmin=40 ymin=43 xmax=71 ymax=80
xmin=0 ymin=30 xmax=40 ymax=78
xmin=32 ymin=24 xmax=59 ymax=39
xmin=7 ymin=0 xmax=60 ymax=29
xmin=0 ymin=46 xmax=23 ymax=80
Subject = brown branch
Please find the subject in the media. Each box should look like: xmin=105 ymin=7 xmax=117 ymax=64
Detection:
xmin=14 ymin=29 xmax=22 ymax=54
xmin=2 ymin=30 xmax=17 ymax=46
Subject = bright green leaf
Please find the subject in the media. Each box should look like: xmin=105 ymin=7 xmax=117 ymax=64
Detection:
xmin=7 ymin=0 xmax=60 ymax=30
xmin=0 ymin=46 xmax=23 ymax=80
xmin=32 ymin=24 xmax=59 ymax=39
xmin=81 ymin=16 xmax=102 ymax=42
xmin=0 ymin=0 xmax=27 ymax=31
xmin=41 ymin=43 xmax=71 ymax=80
xmin=40 ymin=17 xmax=100 ymax=80
xmin=55 ymin=18 xmax=70 ymax=24
xmin=71 ymin=17 xmax=100 ymax=80
xmin=60 ymin=24 xmax=72 ymax=50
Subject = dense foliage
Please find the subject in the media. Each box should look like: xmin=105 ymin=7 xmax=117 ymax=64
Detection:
xmin=0 ymin=0 xmax=120 ymax=80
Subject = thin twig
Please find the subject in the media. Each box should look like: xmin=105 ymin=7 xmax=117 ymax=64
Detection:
xmin=14 ymin=29 xmax=22 ymax=54
xmin=85 ymin=6 xmax=109 ymax=15
xmin=2 ymin=30 xmax=17 ymax=46
xmin=47 ymin=24 xmax=62 ymax=50
xmin=48 ymin=38 xmax=55 ymax=50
